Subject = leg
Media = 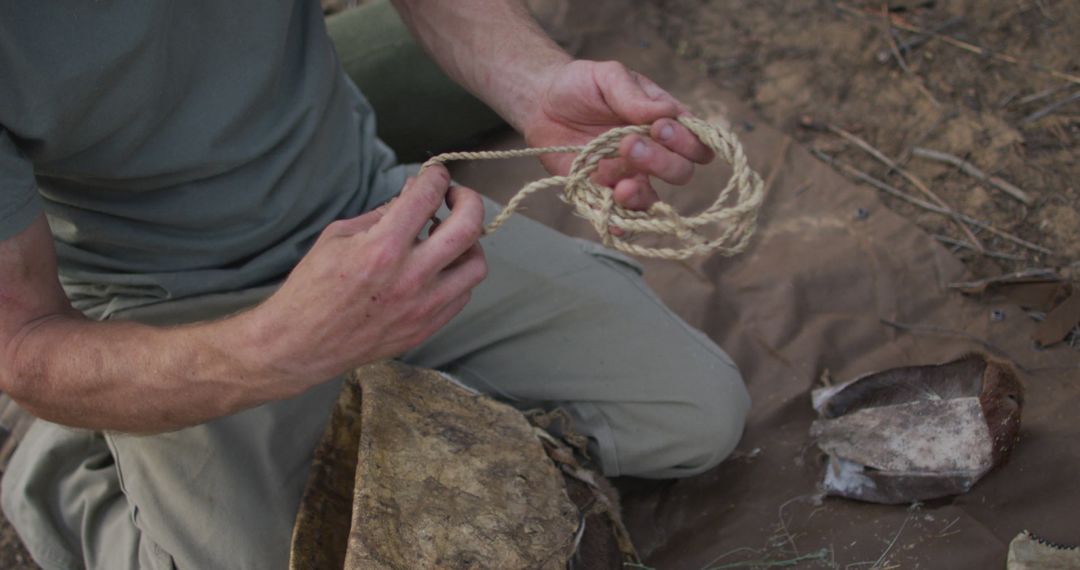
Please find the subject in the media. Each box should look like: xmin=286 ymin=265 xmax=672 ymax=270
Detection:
xmin=2 ymin=422 xmax=151 ymax=570
xmin=404 ymin=201 xmax=751 ymax=478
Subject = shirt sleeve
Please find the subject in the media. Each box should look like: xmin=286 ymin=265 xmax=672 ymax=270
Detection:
xmin=0 ymin=127 xmax=41 ymax=241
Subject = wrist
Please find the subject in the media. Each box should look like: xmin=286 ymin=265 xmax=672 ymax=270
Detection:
xmin=502 ymin=54 xmax=573 ymax=135
xmin=219 ymin=306 xmax=305 ymax=399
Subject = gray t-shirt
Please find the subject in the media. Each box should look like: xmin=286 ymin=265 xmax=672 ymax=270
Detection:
xmin=0 ymin=0 xmax=407 ymax=318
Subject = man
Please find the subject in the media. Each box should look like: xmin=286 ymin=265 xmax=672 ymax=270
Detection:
xmin=0 ymin=1 xmax=750 ymax=568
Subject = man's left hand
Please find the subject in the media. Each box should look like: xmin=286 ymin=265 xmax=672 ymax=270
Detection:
xmin=522 ymin=60 xmax=714 ymax=211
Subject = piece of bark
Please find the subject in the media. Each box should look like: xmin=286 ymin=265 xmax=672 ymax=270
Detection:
xmin=290 ymin=361 xmax=581 ymax=570
xmin=811 ymin=354 xmax=1023 ymax=504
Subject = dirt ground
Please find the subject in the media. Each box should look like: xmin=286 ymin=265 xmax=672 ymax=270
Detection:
xmin=644 ymin=0 xmax=1079 ymax=280
xmin=2 ymin=1 xmax=1076 ymax=568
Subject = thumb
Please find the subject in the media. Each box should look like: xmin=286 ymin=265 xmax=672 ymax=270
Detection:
xmin=595 ymin=62 xmax=681 ymax=124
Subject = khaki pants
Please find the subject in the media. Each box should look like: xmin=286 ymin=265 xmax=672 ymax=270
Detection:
xmin=1 ymin=3 xmax=748 ymax=568
xmin=3 ymin=199 xmax=747 ymax=569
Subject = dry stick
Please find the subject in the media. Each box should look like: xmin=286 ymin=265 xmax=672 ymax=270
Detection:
xmin=887 ymin=18 xmax=1080 ymax=87
xmin=932 ymin=235 xmax=1027 ymax=261
xmin=835 ymin=3 xmax=1080 ymax=86
xmin=911 ymin=147 xmax=1034 ymax=206
xmin=880 ymin=5 xmax=941 ymax=107
xmin=1016 ymin=83 xmax=1071 ymax=106
xmin=827 ymin=124 xmax=984 ymax=252
xmin=875 ymin=15 xmax=964 ymax=63
xmin=893 ymin=110 xmax=956 ymax=169
xmin=1021 ymin=89 xmax=1080 ymax=124
xmin=812 ymin=149 xmax=1054 ymax=255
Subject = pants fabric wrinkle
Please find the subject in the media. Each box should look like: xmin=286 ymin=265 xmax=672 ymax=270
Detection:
xmin=3 ymin=201 xmax=748 ymax=570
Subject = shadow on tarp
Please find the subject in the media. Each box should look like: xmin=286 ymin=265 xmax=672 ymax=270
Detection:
xmin=448 ymin=15 xmax=1078 ymax=570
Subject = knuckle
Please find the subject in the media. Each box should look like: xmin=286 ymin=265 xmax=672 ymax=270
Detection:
xmin=472 ymin=252 xmax=489 ymax=283
xmin=323 ymin=219 xmax=348 ymax=236
xmin=366 ymin=243 xmax=401 ymax=272
xmin=425 ymin=165 xmax=451 ymax=185
xmin=672 ymin=160 xmax=695 ymax=184
xmin=392 ymin=275 xmax=422 ymax=299
xmin=462 ymin=220 xmax=484 ymax=243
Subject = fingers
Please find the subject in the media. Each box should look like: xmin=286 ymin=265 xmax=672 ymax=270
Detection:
xmin=619 ymin=135 xmax=695 ymax=186
xmin=416 ymin=184 xmax=486 ymax=270
xmin=651 ymin=118 xmax=714 ymax=164
xmin=595 ymin=61 xmax=680 ymax=125
xmin=633 ymin=72 xmax=690 ymax=115
xmin=413 ymin=244 xmax=486 ymax=341
xmin=380 ymin=165 xmax=453 ymax=243
xmin=613 ymin=174 xmax=659 ymax=211
xmin=437 ymin=242 xmax=488 ymax=295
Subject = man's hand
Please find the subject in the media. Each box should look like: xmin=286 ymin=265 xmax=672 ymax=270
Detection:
xmin=0 ymin=167 xmax=486 ymax=433
xmin=523 ymin=60 xmax=715 ymax=212
xmin=245 ymin=166 xmax=487 ymax=395
xmin=391 ymin=3 xmax=710 ymax=212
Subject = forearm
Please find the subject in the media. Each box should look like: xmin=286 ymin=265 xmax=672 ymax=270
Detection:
xmin=4 ymin=311 xmax=279 ymax=433
xmin=390 ymin=0 xmax=571 ymax=132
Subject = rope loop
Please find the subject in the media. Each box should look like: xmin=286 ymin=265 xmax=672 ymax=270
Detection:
xmin=421 ymin=115 xmax=764 ymax=260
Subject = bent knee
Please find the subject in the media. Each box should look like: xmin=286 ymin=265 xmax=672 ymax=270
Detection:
xmin=614 ymin=365 xmax=751 ymax=479
xmin=668 ymin=381 xmax=751 ymax=477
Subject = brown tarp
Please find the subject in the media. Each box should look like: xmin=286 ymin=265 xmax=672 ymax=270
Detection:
xmin=448 ymin=18 xmax=1079 ymax=569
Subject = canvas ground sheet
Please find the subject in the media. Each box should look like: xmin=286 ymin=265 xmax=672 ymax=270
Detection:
xmin=448 ymin=20 xmax=1079 ymax=569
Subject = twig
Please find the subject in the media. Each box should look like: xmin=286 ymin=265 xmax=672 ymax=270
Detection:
xmin=911 ymin=147 xmax=1034 ymax=205
xmin=947 ymin=267 xmax=1059 ymax=290
xmin=835 ymin=3 xmax=1080 ymax=86
xmin=894 ymin=110 xmax=956 ymax=168
xmin=1021 ymin=89 xmax=1080 ymax=124
xmin=826 ymin=124 xmax=982 ymax=251
xmin=842 ymin=4 xmax=1080 ymax=86
xmin=880 ymin=5 xmax=941 ymax=107
xmin=875 ymin=16 xmax=964 ymax=63
xmin=932 ymin=235 xmax=1027 ymax=261
xmin=813 ymin=150 xmax=1053 ymax=255
xmin=1017 ymin=83 xmax=1071 ymax=106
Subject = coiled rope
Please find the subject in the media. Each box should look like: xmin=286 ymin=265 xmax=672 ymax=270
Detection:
xmin=421 ymin=115 xmax=764 ymax=260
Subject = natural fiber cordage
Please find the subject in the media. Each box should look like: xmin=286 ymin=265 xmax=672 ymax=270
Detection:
xmin=421 ymin=115 xmax=764 ymax=260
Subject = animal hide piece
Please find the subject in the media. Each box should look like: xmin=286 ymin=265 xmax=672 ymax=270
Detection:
xmin=810 ymin=354 xmax=1024 ymax=504
xmin=1006 ymin=530 xmax=1080 ymax=569
xmin=289 ymin=361 xmax=629 ymax=570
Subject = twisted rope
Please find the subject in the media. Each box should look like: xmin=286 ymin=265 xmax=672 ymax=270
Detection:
xmin=421 ymin=115 xmax=764 ymax=260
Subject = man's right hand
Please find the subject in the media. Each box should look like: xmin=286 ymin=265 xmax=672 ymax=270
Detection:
xmin=241 ymin=165 xmax=488 ymax=398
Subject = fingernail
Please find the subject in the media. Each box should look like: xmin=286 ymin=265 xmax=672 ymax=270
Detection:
xmin=631 ymin=140 xmax=649 ymax=159
xmin=659 ymin=124 xmax=674 ymax=141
